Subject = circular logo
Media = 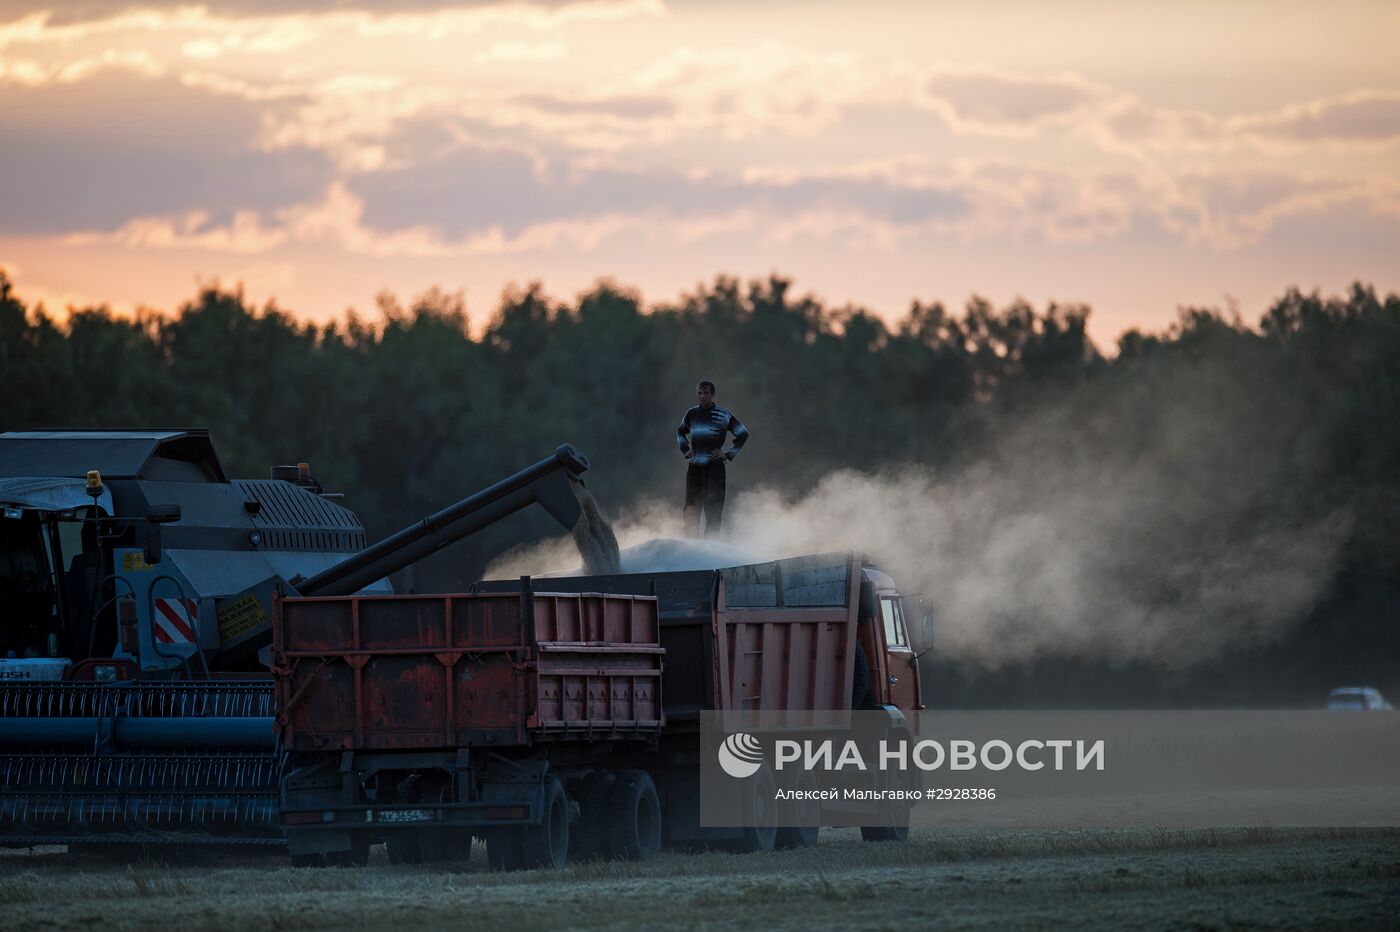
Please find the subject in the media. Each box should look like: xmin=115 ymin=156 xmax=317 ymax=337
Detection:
xmin=717 ymin=732 xmax=764 ymax=778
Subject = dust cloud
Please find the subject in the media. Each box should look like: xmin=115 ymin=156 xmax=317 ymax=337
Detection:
xmin=491 ymin=360 xmax=1352 ymax=670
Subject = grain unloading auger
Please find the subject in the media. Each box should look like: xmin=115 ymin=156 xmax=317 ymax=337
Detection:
xmin=0 ymin=430 xmax=610 ymax=847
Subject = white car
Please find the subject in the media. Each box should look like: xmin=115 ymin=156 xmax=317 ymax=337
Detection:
xmin=1326 ymin=687 xmax=1393 ymax=711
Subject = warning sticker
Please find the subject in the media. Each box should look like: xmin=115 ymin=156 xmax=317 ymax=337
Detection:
xmin=217 ymin=595 xmax=268 ymax=643
xmin=121 ymin=552 xmax=152 ymax=572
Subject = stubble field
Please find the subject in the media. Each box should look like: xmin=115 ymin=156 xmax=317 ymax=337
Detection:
xmin=3 ymin=822 xmax=1398 ymax=930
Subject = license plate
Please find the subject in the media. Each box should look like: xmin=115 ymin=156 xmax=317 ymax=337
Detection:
xmin=376 ymin=809 xmax=435 ymax=823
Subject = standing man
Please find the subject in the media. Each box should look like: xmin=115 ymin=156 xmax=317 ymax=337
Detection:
xmin=677 ymin=379 xmax=749 ymax=538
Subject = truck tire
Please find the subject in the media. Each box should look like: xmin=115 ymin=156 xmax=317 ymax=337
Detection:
xmin=733 ymin=766 xmax=777 ymax=853
xmin=851 ymin=642 xmax=871 ymax=709
xmin=774 ymin=823 xmax=819 ymax=849
xmin=860 ymin=754 xmax=912 ymax=843
xmin=486 ymin=828 xmax=524 ymax=871
xmin=774 ymin=771 xmax=820 ymax=850
xmin=606 ymin=770 xmax=661 ymax=862
xmin=519 ymin=776 xmax=570 ymax=869
xmin=568 ymin=770 xmax=614 ymax=862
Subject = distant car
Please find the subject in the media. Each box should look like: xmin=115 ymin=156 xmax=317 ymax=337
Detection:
xmin=1326 ymin=687 xmax=1393 ymax=711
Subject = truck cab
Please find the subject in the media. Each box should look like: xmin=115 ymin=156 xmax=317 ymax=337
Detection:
xmin=855 ymin=566 xmax=927 ymax=711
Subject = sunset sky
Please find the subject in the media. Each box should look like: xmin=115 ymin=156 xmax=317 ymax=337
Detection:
xmin=1 ymin=0 xmax=1397 ymax=345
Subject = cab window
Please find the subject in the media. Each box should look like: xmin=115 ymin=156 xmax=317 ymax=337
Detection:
xmin=880 ymin=597 xmax=909 ymax=650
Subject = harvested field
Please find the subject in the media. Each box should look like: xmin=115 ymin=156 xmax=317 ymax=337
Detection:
xmin=3 ymin=824 xmax=1398 ymax=930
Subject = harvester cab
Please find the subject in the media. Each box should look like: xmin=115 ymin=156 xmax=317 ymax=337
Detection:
xmin=0 ymin=485 xmax=109 ymax=671
xmin=0 ymin=429 xmax=383 ymax=680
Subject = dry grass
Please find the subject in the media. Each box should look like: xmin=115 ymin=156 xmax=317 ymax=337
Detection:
xmin=2 ymin=826 xmax=1398 ymax=930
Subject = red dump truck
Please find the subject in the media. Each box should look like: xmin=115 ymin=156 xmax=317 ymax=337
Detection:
xmin=274 ymin=551 xmax=927 ymax=866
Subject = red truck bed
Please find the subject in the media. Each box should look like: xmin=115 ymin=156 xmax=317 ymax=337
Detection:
xmin=475 ymin=552 xmax=864 ymax=723
xmin=273 ymin=590 xmax=662 ymax=752
xmin=713 ymin=558 xmax=860 ymax=718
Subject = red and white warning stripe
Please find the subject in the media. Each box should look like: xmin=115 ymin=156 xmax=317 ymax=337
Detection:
xmin=153 ymin=598 xmax=199 ymax=645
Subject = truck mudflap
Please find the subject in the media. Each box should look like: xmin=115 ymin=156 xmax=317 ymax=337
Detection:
xmin=875 ymin=704 xmax=912 ymax=733
xmin=0 ymin=680 xmax=281 ymax=845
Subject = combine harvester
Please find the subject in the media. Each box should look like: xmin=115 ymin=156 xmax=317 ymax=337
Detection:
xmin=0 ymin=429 xmax=606 ymax=850
xmin=0 ymin=429 xmax=930 ymax=863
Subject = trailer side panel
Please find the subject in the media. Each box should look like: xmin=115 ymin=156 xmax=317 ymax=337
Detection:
xmin=713 ymin=556 xmax=860 ymax=722
xmin=274 ymin=592 xmax=662 ymax=752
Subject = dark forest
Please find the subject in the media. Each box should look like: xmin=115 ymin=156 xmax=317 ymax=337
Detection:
xmin=3 ymin=273 xmax=1396 ymax=708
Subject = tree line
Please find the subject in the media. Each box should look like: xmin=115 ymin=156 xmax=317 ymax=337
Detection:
xmin=2 ymin=272 xmax=1396 ymax=704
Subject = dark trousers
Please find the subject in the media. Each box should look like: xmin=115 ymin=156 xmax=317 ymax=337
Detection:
xmin=684 ymin=460 xmax=726 ymax=537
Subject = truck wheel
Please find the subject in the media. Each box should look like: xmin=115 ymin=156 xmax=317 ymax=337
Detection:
xmin=568 ymin=770 xmax=614 ymax=862
xmin=774 ymin=822 xmax=819 ymax=849
xmin=774 ymin=772 xmax=820 ymax=850
xmin=519 ymin=776 xmax=570 ymax=869
xmin=606 ymin=770 xmax=661 ymax=862
xmin=733 ymin=766 xmax=777 ymax=853
xmin=486 ymin=828 xmax=524 ymax=871
xmin=860 ymin=745 xmax=912 ymax=843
